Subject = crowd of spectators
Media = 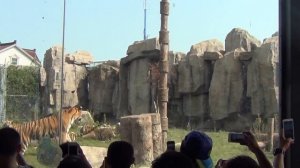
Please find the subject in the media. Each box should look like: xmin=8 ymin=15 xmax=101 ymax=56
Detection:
xmin=0 ymin=126 xmax=294 ymax=168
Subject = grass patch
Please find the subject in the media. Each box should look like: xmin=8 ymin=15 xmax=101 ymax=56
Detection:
xmin=24 ymin=146 xmax=52 ymax=168
xmin=24 ymin=128 xmax=273 ymax=167
xmin=168 ymin=128 xmax=274 ymax=164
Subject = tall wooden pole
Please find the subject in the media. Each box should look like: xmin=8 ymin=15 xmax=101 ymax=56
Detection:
xmin=159 ymin=0 xmax=169 ymax=150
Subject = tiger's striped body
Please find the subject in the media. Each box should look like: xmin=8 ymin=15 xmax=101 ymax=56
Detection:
xmin=3 ymin=106 xmax=82 ymax=153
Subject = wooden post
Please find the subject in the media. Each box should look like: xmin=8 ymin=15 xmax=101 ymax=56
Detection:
xmin=120 ymin=114 xmax=155 ymax=165
xmin=150 ymin=113 xmax=162 ymax=159
xmin=120 ymin=117 xmax=132 ymax=143
xmin=159 ymin=0 xmax=170 ymax=150
xmin=131 ymin=114 xmax=153 ymax=164
xmin=267 ymin=118 xmax=275 ymax=152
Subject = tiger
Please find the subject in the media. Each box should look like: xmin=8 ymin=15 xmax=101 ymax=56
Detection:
xmin=3 ymin=106 xmax=83 ymax=154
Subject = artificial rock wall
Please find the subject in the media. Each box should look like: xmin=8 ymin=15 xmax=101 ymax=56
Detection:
xmin=115 ymin=28 xmax=278 ymax=130
xmin=40 ymin=28 xmax=279 ymax=131
xmin=88 ymin=61 xmax=120 ymax=119
xmin=41 ymin=47 xmax=92 ymax=114
xmin=168 ymin=28 xmax=279 ymax=129
xmin=119 ymin=38 xmax=161 ymax=117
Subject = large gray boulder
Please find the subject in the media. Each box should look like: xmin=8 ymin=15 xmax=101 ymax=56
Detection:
xmin=188 ymin=39 xmax=224 ymax=56
xmin=168 ymin=52 xmax=185 ymax=98
xmin=66 ymin=50 xmax=93 ymax=65
xmin=128 ymin=58 xmax=151 ymax=115
xmin=177 ymin=60 xmax=192 ymax=94
xmin=225 ymin=28 xmax=261 ymax=52
xmin=118 ymin=38 xmax=160 ymax=117
xmin=88 ymin=63 xmax=119 ymax=116
xmin=183 ymin=94 xmax=208 ymax=117
xmin=209 ymin=49 xmax=244 ymax=120
xmin=247 ymin=35 xmax=279 ymax=117
xmin=41 ymin=47 xmax=90 ymax=114
xmin=178 ymin=39 xmax=224 ymax=94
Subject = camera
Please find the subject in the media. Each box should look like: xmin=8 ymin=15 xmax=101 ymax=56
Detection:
xmin=228 ymin=132 xmax=245 ymax=144
xmin=283 ymin=119 xmax=294 ymax=139
xmin=167 ymin=141 xmax=175 ymax=151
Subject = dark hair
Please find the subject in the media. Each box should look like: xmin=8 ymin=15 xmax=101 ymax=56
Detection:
xmin=0 ymin=127 xmax=21 ymax=156
xmin=107 ymin=141 xmax=134 ymax=168
xmin=152 ymin=151 xmax=195 ymax=168
xmin=57 ymin=155 xmax=90 ymax=168
xmin=59 ymin=142 xmax=80 ymax=158
xmin=226 ymin=155 xmax=259 ymax=168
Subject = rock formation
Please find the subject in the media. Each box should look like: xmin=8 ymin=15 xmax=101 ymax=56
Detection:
xmin=88 ymin=62 xmax=119 ymax=119
xmin=41 ymin=46 xmax=91 ymax=114
xmin=40 ymin=28 xmax=279 ymax=131
xmin=118 ymin=38 xmax=160 ymax=117
xmin=225 ymin=28 xmax=261 ymax=52
xmin=209 ymin=49 xmax=245 ymax=120
xmin=247 ymin=35 xmax=279 ymax=117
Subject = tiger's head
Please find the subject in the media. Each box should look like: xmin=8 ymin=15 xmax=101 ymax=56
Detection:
xmin=62 ymin=106 xmax=83 ymax=125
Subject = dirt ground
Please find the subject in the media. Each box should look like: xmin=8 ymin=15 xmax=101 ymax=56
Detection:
xmin=81 ymin=146 xmax=107 ymax=168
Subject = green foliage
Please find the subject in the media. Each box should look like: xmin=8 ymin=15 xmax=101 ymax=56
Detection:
xmin=6 ymin=65 xmax=39 ymax=96
xmin=24 ymin=146 xmax=52 ymax=168
xmin=6 ymin=66 xmax=40 ymax=121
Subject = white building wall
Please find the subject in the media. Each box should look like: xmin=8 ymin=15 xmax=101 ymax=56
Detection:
xmin=0 ymin=47 xmax=38 ymax=66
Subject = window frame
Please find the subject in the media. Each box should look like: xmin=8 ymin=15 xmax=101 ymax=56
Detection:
xmin=280 ymin=0 xmax=300 ymax=167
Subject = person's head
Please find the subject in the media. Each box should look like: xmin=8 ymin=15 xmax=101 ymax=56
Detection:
xmin=0 ymin=127 xmax=21 ymax=157
xmin=215 ymin=155 xmax=259 ymax=168
xmin=152 ymin=151 xmax=195 ymax=168
xmin=60 ymin=142 xmax=81 ymax=158
xmin=180 ymin=131 xmax=213 ymax=168
xmin=57 ymin=155 xmax=90 ymax=168
xmin=106 ymin=141 xmax=134 ymax=168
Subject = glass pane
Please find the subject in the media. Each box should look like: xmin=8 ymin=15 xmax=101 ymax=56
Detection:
xmin=0 ymin=0 xmax=279 ymax=168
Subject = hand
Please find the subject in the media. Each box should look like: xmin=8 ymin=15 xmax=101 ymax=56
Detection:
xmin=243 ymin=131 xmax=260 ymax=153
xmin=280 ymin=133 xmax=294 ymax=152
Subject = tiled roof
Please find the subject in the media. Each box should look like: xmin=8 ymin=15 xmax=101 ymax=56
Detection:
xmin=0 ymin=40 xmax=40 ymax=64
xmin=23 ymin=48 xmax=41 ymax=63
xmin=0 ymin=40 xmax=16 ymax=50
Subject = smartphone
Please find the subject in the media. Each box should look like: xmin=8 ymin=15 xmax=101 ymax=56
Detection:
xmin=167 ymin=141 xmax=175 ymax=151
xmin=283 ymin=119 xmax=294 ymax=139
xmin=68 ymin=142 xmax=79 ymax=155
xmin=228 ymin=132 xmax=245 ymax=143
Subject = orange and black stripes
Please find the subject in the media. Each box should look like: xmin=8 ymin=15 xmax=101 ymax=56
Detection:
xmin=4 ymin=106 xmax=82 ymax=153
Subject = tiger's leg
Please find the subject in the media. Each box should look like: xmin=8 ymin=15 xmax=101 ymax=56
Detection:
xmin=66 ymin=133 xmax=72 ymax=142
xmin=20 ymin=132 xmax=29 ymax=154
xmin=69 ymin=132 xmax=76 ymax=142
xmin=61 ymin=133 xmax=69 ymax=143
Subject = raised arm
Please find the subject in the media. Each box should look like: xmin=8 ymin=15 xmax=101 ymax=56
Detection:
xmin=273 ymin=134 xmax=294 ymax=168
xmin=243 ymin=131 xmax=273 ymax=168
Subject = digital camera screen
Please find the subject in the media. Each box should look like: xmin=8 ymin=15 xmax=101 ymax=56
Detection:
xmin=284 ymin=121 xmax=294 ymax=139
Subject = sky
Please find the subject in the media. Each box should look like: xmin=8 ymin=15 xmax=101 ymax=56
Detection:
xmin=0 ymin=0 xmax=278 ymax=62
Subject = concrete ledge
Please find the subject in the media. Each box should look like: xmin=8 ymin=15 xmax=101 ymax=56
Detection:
xmin=127 ymin=38 xmax=160 ymax=55
xmin=203 ymin=51 xmax=223 ymax=60
xmin=121 ymin=50 xmax=160 ymax=65
xmin=239 ymin=52 xmax=253 ymax=61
